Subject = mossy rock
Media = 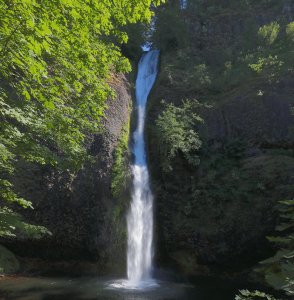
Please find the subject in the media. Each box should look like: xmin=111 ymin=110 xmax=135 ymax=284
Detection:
xmin=0 ymin=245 xmax=20 ymax=274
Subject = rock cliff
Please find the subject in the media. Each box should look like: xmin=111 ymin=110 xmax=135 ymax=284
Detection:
xmin=1 ymin=74 xmax=132 ymax=274
xmin=148 ymin=0 xmax=294 ymax=275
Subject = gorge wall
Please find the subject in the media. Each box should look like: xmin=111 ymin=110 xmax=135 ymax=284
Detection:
xmin=147 ymin=0 xmax=294 ymax=275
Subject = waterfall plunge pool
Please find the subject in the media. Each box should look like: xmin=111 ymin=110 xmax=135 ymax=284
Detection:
xmin=0 ymin=275 xmax=247 ymax=300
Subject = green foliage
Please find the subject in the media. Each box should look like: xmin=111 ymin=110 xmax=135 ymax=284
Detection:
xmin=286 ymin=22 xmax=294 ymax=41
xmin=0 ymin=207 xmax=50 ymax=239
xmin=158 ymin=49 xmax=213 ymax=94
xmin=259 ymin=200 xmax=294 ymax=297
xmin=0 ymin=0 xmax=163 ymax=239
xmin=155 ymin=100 xmax=204 ymax=172
xmin=258 ymin=22 xmax=280 ymax=45
xmin=154 ymin=0 xmax=294 ymax=95
xmin=235 ymin=290 xmax=277 ymax=300
xmin=111 ymin=120 xmax=131 ymax=198
xmin=249 ymin=55 xmax=284 ymax=74
xmin=188 ymin=64 xmax=212 ymax=91
xmin=105 ymin=120 xmax=131 ymax=272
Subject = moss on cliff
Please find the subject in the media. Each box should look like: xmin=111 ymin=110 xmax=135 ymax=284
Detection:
xmin=0 ymin=245 xmax=19 ymax=274
xmin=111 ymin=119 xmax=131 ymax=198
xmin=103 ymin=117 xmax=131 ymax=273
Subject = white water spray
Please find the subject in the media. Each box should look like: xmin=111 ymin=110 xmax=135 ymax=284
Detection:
xmin=127 ymin=50 xmax=160 ymax=287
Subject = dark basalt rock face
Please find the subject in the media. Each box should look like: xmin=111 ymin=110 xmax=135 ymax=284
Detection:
xmin=150 ymin=94 xmax=294 ymax=275
xmin=148 ymin=1 xmax=294 ymax=276
xmin=200 ymin=80 xmax=294 ymax=148
xmin=2 ymin=74 xmax=131 ymax=275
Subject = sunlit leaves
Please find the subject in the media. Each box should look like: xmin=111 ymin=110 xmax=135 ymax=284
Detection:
xmin=0 ymin=207 xmax=51 ymax=239
xmin=249 ymin=55 xmax=284 ymax=74
xmin=155 ymin=100 xmax=204 ymax=172
xmin=0 ymin=0 xmax=164 ymax=238
xmin=258 ymin=22 xmax=280 ymax=45
xmin=286 ymin=22 xmax=294 ymax=42
xmin=235 ymin=290 xmax=276 ymax=300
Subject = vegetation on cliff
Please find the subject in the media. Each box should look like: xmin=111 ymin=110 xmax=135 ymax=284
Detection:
xmin=147 ymin=0 xmax=294 ymax=298
xmin=155 ymin=100 xmax=204 ymax=172
xmin=111 ymin=120 xmax=131 ymax=199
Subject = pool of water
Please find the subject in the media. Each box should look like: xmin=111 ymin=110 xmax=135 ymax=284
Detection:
xmin=0 ymin=275 xmax=244 ymax=300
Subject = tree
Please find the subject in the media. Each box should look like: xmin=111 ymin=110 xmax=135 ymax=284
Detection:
xmin=155 ymin=100 xmax=204 ymax=172
xmin=0 ymin=0 xmax=163 ymax=239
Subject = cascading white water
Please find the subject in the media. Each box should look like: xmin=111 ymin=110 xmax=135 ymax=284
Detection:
xmin=108 ymin=50 xmax=159 ymax=291
xmin=127 ymin=50 xmax=160 ymax=287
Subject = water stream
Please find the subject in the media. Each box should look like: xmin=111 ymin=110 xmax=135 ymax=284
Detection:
xmin=127 ymin=50 xmax=160 ymax=287
xmin=109 ymin=50 xmax=160 ymax=290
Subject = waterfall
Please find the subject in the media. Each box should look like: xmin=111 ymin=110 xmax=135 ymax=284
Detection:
xmin=108 ymin=50 xmax=159 ymax=291
xmin=127 ymin=50 xmax=160 ymax=287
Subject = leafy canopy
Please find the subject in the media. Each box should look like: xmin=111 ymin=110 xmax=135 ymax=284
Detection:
xmin=0 ymin=0 xmax=163 ymax=237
